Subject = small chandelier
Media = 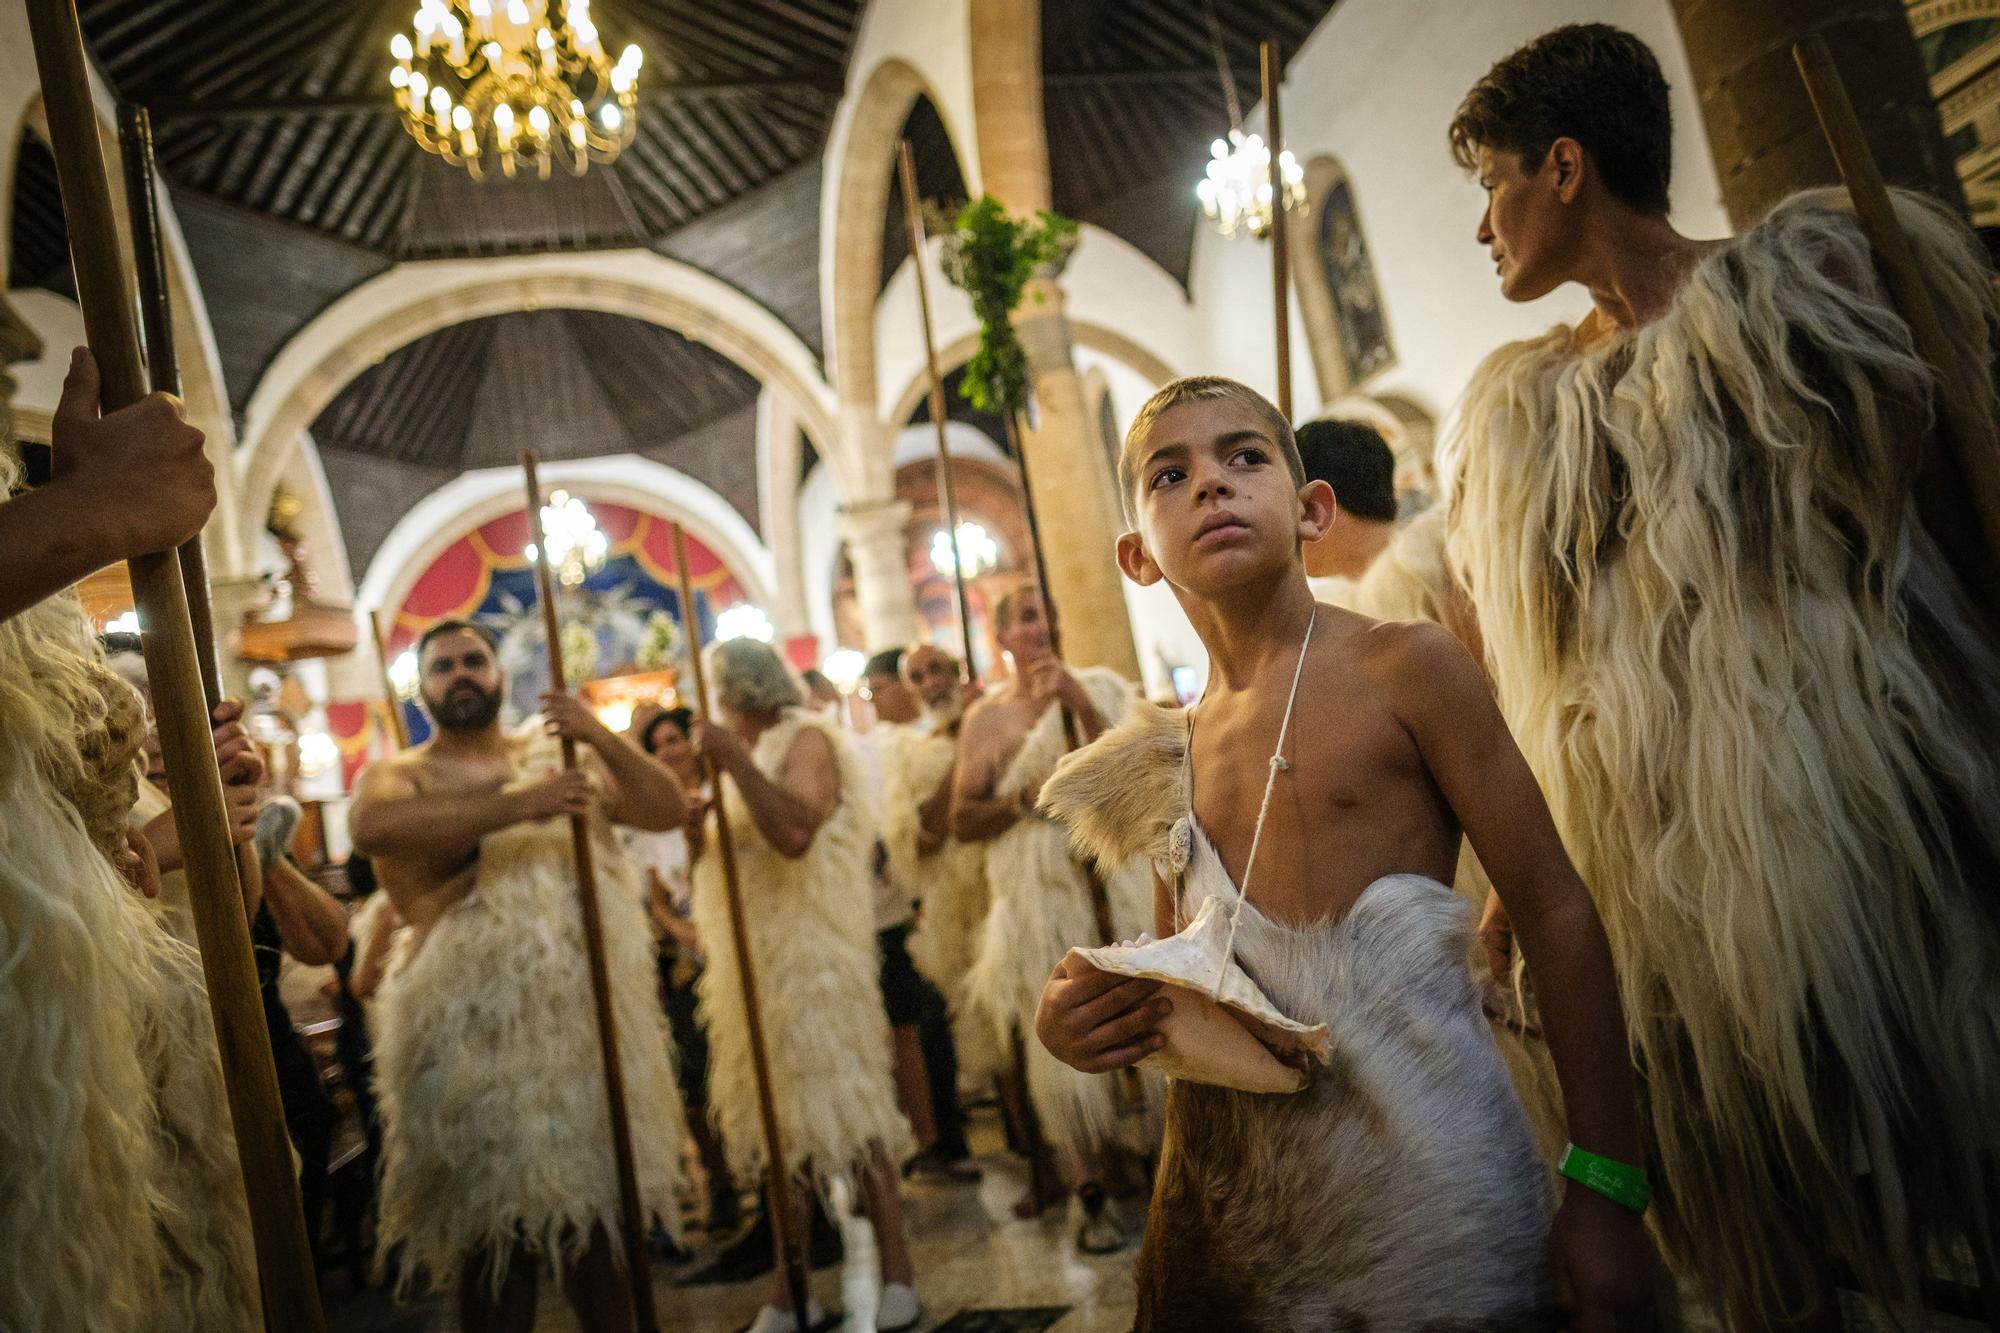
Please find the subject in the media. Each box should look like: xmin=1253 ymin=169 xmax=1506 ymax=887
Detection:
xmin=1198 ymin=130 xmax=1305 ymax=239
xmin=525 ymin=489 xmax=610 ymax=587
xmin=1192 ymin=0 xmax=1303 ymax=239
xmin=389 ymin=0 xmax=642 ymax=181
xmin=930 ymin=521 xmax=999 ymax=579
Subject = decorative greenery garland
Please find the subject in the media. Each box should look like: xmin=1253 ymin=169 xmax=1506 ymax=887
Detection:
xmin=936 ymin=196 xmax=1079 ymax=416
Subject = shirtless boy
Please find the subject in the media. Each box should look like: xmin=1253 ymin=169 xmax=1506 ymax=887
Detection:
xmin=1034 ymin=378 xmax=1652 ymax=1330
xmin=350 ymin=619 xmax=689 ymax=1333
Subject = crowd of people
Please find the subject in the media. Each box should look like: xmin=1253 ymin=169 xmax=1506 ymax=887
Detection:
xmin=4 ymin=19 xmax=1999 ymax=1333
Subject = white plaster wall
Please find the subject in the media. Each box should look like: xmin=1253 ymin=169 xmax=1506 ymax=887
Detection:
xmin=1185 ymin=0 xmax=1730 ymax=423
xmin=7 ymin=288 xmax=86 ymax=421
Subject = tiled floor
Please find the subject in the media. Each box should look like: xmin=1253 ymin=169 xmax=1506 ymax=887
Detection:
xmin=316 ymin=1105 xmax=1985 ymax=1333
xmin=320 ymin=1106 xmax=1139 ymax=1332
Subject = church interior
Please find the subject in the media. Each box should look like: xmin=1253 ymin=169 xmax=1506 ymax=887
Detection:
xmin=5 ymin=0 xmax=1999 ymax=1330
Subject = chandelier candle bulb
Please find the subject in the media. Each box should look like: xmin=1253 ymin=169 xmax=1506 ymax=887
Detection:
xmin=390 ymin=0 xmax=640 ymax=179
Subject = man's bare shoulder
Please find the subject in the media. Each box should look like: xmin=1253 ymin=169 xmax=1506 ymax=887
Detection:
xmin=354 ymin=744 xmax=430 ymax=800
xmin=958 ymin=689 xmax=1015 ymax=740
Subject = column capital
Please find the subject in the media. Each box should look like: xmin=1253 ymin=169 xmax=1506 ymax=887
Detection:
xmin=837 ymin=497 xmax=915 ymax=545
xmin=838 ymin=498 xmax=918 ymax=651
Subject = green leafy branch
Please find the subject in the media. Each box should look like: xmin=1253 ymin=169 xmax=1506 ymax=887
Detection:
xmin=935 ymin=196 xmax=1079 ymax=417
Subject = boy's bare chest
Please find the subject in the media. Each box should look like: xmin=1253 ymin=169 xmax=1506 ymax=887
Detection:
xmin=1189 ymin=690 xmax=1455 ymax=923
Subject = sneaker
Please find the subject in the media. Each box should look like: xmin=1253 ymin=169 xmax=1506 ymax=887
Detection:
xmin=740 ymin=1301 xmax=825 ymax=1333
xmin=877 ymin=1281 xmax=923 ymax=1331
xmin=1073 ymin=1182 xmax=1129 ymax=1255
xmin=254 ymin=796 xmax=302 ymax=869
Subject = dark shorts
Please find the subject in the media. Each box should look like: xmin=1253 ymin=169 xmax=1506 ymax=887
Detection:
xmin=877 ymin=921 xmax=924 ymax=1028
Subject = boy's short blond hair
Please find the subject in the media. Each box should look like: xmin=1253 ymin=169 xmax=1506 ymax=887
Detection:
xmin=1117 ymin=376 xmax=1304 ymax=525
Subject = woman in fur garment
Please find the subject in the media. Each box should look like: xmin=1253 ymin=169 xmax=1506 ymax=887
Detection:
xmin=0 ymin=457 xmax=257 ymax=1328
xmin=688 ymin=637 xmax=919 ymax=1333
xmin=953 ymin=588 xmax=1161 ymax=1246
xmin=1448 ymin=25 xmax=2000 ymax=1323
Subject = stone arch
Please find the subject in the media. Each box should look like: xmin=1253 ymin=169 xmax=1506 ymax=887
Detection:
xmin=820 ymin=55 xmax=976 ymax=489
xmin=355 ymin=454 xmax=777 ymax=632
xmin=1292 ymin=154 xmax=1396 ymax=403
xmin=883 ymin=322 xmax=1179 ymax=432
xmin=1910 ymin=1 xmax=2000 ymax=39
xmin=234 ymin=249 xmax=841 ymax=572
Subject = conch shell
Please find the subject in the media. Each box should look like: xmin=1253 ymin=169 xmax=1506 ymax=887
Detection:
xmin=1066 ymin=895 xmax=1330 ymax=1095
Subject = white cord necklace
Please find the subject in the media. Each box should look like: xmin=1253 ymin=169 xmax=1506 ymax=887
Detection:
xmin=1196 ymin=606 xmax=1318 ymax=991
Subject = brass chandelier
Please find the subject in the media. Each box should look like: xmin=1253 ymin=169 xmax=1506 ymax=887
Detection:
xmin=390 ymin=0 xmax=643 ymax=180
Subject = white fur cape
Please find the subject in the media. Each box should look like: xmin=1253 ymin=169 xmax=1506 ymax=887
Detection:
xmin=690 ymin=708 xmax=911 ymax=1186
xmin=372 ymin=729 xmax=686 ymax=1294
xmin=962 ymin=667 xmax=1161 ymax=1159
xmin=881 ymin=724 xmax=996 ymax=1078
xmin=1445 ymin=187 xmax=2000 ymax=1312
xmin=1041 ymin=702 xmax=1550 ymax=1329
xmin=0 ymin=567 xmax=257 ymax=1331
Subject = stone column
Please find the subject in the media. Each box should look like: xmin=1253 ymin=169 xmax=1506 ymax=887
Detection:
xmin=1013 ymin=280 xmax=1144 ymax=678
xmin=1670 ymin=0 xmax=1965 ymax=229
xmin=969 ymin=0 xmax=1143 ymax=680
xmin=839 ymin=497 xmax=919 ymax=652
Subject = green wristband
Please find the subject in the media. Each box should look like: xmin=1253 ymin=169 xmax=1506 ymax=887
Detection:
xmin=1558 ymin=1143 xmax=1651 ymax=1213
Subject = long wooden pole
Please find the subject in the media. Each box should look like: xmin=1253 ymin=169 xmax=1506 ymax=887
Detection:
xmin=897 ymin=139 xmax=980 ymax=679
xmin=24 ymin=5 xmax=326 ymax=1328
xmin=1262 ymin=39 xmax=1292 ymax=422
xmin=366 ymin=610 xmax=411 ymax=751
xmin=118 ymin=101 xmax=229 ymax=706
xmin=521 ymin=455 xmax=660 ymax=1333
xmin=1794 ymin=36 xmax=2000 ymax=635
xmin=668 ymin=524 xmax=814 ymax=1320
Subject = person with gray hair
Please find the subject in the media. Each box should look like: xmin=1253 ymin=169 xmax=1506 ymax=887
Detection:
xmin=706 ymin=636 xmax=805 ymax=717
xmin=687 ymin=637 xmax=922 ymax=1332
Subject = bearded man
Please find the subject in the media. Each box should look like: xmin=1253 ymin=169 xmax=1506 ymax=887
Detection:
xmin=350 ymin=618 xmax=689 ymax=1333
xmin=1447 ymin=24 xmax=2000 ymax=1327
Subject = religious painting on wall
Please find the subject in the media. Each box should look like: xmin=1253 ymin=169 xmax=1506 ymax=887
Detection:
xmin=1318 ymin=176 xmax=1394 ymax=387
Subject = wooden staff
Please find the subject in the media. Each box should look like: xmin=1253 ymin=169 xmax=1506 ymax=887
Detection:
xmin=117 ymin=100 xmax=231 ymax=706
xmin=26 ymin=5 xmax=326 ymax=1329
xmin=897 ymin=139 xmax=980 ymax=679
xmin=1262 ymin=39 xmax=1292 ymax=422
xmin=520 ymin=455 xmax=659 ymax=1333
xmin=1794 ymin=36 xmax=2000 ymax=634
xmin=668 ymin=523 xmax=815 ymax=1319
xmin=366 ymin=609 xmax=410 ymax=751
